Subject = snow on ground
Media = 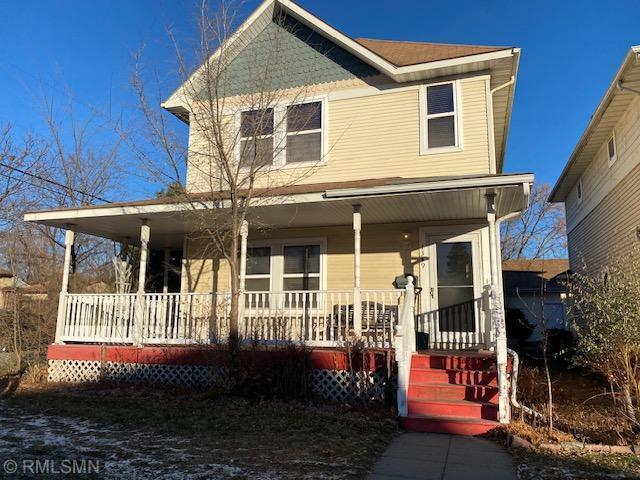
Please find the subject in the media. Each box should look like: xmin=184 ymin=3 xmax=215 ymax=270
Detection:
xmin=0 ymin=405 xmax=276 ymax=479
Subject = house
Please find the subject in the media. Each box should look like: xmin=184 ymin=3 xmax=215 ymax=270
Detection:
xmin=502 ymin=259 xmax=570 ymax=342
xmin=23 ymin=0 xmax=532 ymax=434
xmin=550 ymin=46 xmax=640 ymax=273
xmin=0 ymin=272 xmax=48 ymax=309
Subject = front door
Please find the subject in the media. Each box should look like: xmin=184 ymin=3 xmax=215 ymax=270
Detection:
xmin=419 ymin=231 xmax=483 ymax=350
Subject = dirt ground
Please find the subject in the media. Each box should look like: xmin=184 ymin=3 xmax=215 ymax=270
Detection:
xmin=1 ymin=384 xmax=398 ymax=479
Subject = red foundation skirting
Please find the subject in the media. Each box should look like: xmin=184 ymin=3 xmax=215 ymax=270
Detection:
xmin=47 ymin=344 xmax=391 ymax=372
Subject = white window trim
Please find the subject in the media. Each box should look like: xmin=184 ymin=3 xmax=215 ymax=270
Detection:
xmin=282 ymin=96 xmax=329 ymax=169
xmin=607 ymin=132 xmax=617 ymax=166
xmin=244 ymin=244 xmax=274 ymax=291
xmin=235 ymin=108 xmax=276 ymax=171
xmin=234 ymin=96 xmax=329 ymax=170
xmin=419 ymin=79 xmax=464 ymax=155
xmin=244 ymin=237 xmax=327 ymax=292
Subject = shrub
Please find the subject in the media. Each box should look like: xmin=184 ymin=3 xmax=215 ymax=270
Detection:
xmin=506 ymin=307 xmax=535 ymax=351
xmin=232 ymin=345 xmax=312 ymax=402
xmin=568 ymin=255 xmax=640 ymax=432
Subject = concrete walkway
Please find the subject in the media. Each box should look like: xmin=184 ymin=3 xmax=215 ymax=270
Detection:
xmin=368 ymin=433 xmax=517 ymax=480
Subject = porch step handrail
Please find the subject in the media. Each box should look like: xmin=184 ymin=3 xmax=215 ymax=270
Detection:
xmin=394 ymin=277 xmax=416 ymax=417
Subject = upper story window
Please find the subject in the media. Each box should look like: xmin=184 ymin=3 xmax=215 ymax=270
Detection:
xmin=238 ymin=98 xmax=326 ymax=169
xmin=286 ymin=101 xmax=323 ymax=164
xmin=423 ymin=81 xmax=459 ymax=152
xmin=239 ymin=108 xmax=274 ymax=169
xmin=607 ymin=134 xmax=617 ymax=165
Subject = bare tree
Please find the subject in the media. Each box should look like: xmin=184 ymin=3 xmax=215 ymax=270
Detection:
xmin=501 ymin=183 xmax=566 ymax=260
xmin=131 ymin=1 xmax=332 ymax=361
xmin=32 ymin=92 xmax=123 ymax=276
xmin=0 ymin=123 xmax=48 ymax=228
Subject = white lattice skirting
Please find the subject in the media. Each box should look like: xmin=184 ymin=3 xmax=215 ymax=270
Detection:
xmin=48 ymin=360 xmax=388 ymax=403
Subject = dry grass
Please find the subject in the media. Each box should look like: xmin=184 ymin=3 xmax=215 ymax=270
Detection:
xmin=1 ymin=383 xmax=398 ymax=479
xmin=513 ymin=364 xmax=636 ymax=445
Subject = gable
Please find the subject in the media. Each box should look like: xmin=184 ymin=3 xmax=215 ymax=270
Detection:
xmin=217 ymin=13 xmax=380 ymax=98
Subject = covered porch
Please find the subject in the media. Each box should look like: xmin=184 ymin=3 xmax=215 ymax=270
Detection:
xmin=24 ymin=173 xmax=532 ymax=351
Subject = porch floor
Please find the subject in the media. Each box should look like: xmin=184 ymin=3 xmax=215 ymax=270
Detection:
xmin=368 ymin=432 xmax=516 ymax=480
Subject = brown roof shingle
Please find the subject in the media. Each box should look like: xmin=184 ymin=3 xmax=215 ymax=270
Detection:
xmin=502 ymin=259 xmax=570 ymax=280
xmin=355 ymin=38 xmax=510 ymax=67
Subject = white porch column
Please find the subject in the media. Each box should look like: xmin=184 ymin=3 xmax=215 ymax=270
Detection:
xmin=352 ymin=205 xmax=362 ymax=337
xmin=133 ymin=220 xmax=150 ymax=346
xmin=239 ymin=220 xmax=249 ymax=291
xmin=55 ymin=227 xmax=75 ymax=343
xmin=162 ymin=247 xmax=171 ymax=294
xmin=486 ymin=192 xmax=510 ymax=423
xmin=238 ymin=220 xmax=249 ymax=330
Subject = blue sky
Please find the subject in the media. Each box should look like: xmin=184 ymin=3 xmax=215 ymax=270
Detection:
xmin=0 ymin=0 xmax=637 ymax=200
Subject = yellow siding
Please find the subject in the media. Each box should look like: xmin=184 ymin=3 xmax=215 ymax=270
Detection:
xmin=566 ymin=97 xmax=640 ymax=272
xmin=184 ymin=222 xmax=424 ymax=293
xmin=185 ymin=77 xmax=491 ymax=192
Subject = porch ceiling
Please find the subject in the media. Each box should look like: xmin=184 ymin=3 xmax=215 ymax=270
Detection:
xmin=24 ymin=173 xmax=533 ymax=249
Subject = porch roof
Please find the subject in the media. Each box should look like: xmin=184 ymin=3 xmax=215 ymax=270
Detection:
xmin=24 ymin=173 xmax=533 ymax=249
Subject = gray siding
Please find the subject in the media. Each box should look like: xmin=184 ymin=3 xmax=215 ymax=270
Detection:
xmin=215 ymin=13 xmax=379 ymax=97
xmin=568 ymin=159 xmax=640 ymax=273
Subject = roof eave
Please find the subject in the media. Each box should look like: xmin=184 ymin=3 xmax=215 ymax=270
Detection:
xmin=497 ymin=48 xmax=521 ymax=172
xmin=550 ymin=46 xmax=640 ymax=203
xmin=161 ymin=0 xmax=518 ymax=120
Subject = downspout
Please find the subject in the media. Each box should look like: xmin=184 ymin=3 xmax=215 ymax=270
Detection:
xmin=494 ymin=184 xmax=545 ymax=420
xmin=491 ymin=75 xmax=515 ymax=95
xmin=487 ymin=76 xmax=516 ymax=175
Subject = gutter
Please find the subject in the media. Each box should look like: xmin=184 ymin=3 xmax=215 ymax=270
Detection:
xmin=325 ymin=174 xmax=534 ymax=199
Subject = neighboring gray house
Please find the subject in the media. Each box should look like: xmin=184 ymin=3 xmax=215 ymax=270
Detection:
xmin=502 ymin=259 xmax=570 ymax=341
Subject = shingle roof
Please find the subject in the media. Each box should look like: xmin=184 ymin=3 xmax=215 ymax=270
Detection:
xmin=502 ymin=259 xmax=570 ymax=280
xmin=355 ymin=38 xmax=511 ymax=67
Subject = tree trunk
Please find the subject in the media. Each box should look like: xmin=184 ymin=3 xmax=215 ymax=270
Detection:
xmin=621 ymin=377 xmax=640 ymax=431
xmin=228 ymin=231 xmax=241 ymax=378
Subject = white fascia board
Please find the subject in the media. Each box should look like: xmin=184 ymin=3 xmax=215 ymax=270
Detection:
xmin=162 ymin=0 xmax=517 ymax=112
xmin=324 ymin=174 xmax=534 ymax=199
xmin=23 ymin=191 xmax=327 ymax=224
xmin=496 ymin=48 xmax=520 ymax=172
xmin=277 ymin=0 xmax=398 ymax=77
xmin=162 ymin=0 xmax=277 ymax=109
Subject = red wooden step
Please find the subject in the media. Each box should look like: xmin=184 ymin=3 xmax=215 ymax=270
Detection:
xmin=401 ymin=414 xmax=500 ymax=436
xmin=411 ymin=354 xmax=494 ymax=371
xmin=408 ymin=382 xmax=499 ymax=402
xmin=407 ymin=398 xmax=498 ymax=421
xmin=409 ymin=368 xmax=498 ymax=386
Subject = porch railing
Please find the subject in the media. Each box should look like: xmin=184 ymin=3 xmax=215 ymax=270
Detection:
xmin=58 ymin=289 xmax=404 ymax=348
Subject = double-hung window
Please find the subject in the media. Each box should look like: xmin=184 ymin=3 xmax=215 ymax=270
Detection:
xmin=286 ymin=101 xmax=323 ymax=164
xmin=424 ymin=82 xmax=458 ymax=150
xmin=245 ymin=246 xmax=271 ymax=306
xmin=239 ymin=108 xmax=274 ymax=168
xmin=283 ymin=244 xmax=321 ymax=307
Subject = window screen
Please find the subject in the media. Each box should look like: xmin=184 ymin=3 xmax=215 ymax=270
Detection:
xmin=244 ymin=246 xmax=271 ymax=307
xmin=286 ymin=102 xmax=322 ymax=164
xmin=426 ymin=83 xmax=457 ymax=149
xmin=240 ymin=109 xmax=274 ymax=168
